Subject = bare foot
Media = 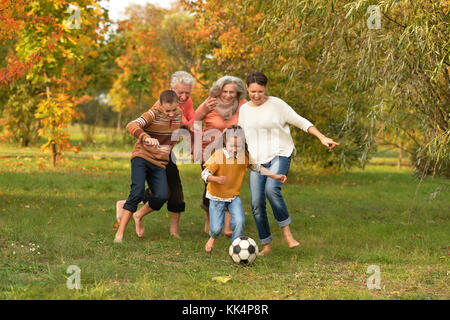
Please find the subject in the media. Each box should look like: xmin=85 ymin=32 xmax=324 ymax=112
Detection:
xmin=224 ymin=230 xmax=233 ymax=238
xmin=133 ymin=213 xmax=145 ymax=238
xmin=113 ymin=234 xmax=123 ymax=243
xmin=223 ymin=222 xmax=233 ymax=237
xmin=258 ymin=244 xmax=271 ymax=256
xmin=286 ymin=238 xmax=300 ymax=249
xmin=170 ymin=213 xmax=181 ymax=239
xmin=282 ymin=226 xmax=300 ymax=249
xmin=170 ymin=231 xmax=181 ymax=239
xmin=205 ymin=237 xmax=216 ymax=252
xmin=113 ymin=201 xmax=125 ymax=230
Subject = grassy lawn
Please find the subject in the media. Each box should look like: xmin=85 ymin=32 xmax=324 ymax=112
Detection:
xmin=0 ymin=143 xmax=448 ymax=300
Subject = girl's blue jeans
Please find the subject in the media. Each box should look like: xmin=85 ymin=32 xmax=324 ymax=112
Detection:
xmin=209 ymin=196 xmax=245 ymax=242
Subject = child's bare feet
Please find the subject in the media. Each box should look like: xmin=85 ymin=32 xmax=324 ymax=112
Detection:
xmin=133 ymin=212 xmax=145 ymax=238
xmin=205 ymin=237 xmax=216 ymax=252
xmin=258 ymin=244 xmax=271 ymax=256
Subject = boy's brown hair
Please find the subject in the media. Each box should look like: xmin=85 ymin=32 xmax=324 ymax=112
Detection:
xmin=160 ymin=90 xmax=178 ymax=104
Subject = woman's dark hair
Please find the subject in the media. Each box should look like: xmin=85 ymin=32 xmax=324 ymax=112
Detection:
xmin=246 ymin=71 xmax=268 ymax=86
xmin=160 ymin=89 xmax=178 ymax=104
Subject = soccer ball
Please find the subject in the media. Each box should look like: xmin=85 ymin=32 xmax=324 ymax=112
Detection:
xmin=229 ymin=236 xmax=259 ymax=265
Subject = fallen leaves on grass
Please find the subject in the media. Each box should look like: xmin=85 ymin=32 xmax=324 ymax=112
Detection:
xmin=212 ymin=276 xmax=231 ymax=284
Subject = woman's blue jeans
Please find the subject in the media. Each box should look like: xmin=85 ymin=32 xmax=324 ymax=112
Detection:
xmin=249 ymin=155 xmax=291 ymax=245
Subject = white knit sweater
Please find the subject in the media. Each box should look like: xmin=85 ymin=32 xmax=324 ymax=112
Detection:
xmin=238 ymin=96 xmax=314 ymax=164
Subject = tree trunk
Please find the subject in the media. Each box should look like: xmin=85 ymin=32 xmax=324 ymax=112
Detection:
xmin=80 ymin=124 xmax=94 ymax=144
xmin=45 ymin=82 xmax=57 ymax=167
xmin=51 ymin=142 xmax=57 ymax=167
xmin=116 ymin=110 xmax=122 ymax=132
xmin=397 ymin=144 xmax=403 ymax=169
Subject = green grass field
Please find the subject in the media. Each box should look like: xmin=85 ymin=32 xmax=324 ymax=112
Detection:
xmin=0 ymin=136 xmax=448 ymax=300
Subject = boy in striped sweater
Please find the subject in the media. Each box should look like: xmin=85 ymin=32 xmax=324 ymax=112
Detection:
xmin=114 ymin=90 xmax=183 ymax=243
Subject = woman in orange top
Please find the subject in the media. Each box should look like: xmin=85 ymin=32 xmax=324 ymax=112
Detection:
xmin=194 ymin=76 xmax=247 ymax=236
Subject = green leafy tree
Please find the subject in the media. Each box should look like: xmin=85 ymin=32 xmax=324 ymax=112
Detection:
xmin=258 ymin=0 xmax=449 ymax=176
xmin=1 ymin=81 xmax=40 ymax=146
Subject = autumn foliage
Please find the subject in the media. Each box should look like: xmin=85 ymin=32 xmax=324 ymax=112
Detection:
xmin=0 ymin=0 xmax=447 ymax=175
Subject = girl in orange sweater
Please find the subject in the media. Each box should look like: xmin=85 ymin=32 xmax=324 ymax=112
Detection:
xmin=201 ymin=125 xmax=287 ymax=252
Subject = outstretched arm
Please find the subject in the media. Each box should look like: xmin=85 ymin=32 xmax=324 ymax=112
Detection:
xmin=307 ymin=126 xmax=339 ymax=150
xmin=282 ymin=101 xmax=339 ymax=150
xmin=251 ymin=164 xmax=287 ymax=183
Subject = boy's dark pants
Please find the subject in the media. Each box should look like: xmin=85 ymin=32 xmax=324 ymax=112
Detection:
xmin=164 ymin=157 xmax=186 ymax=212
xmin=141 ymin=157 xmax=186 ymax=213
xmin=123 ymin=157 xmax=168 ymax=213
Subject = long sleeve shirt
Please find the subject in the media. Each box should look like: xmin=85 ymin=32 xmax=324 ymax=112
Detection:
xmin=238 ymin=96 xmax=314 ymax=164
xmin=126 ymin=104 xmax=183 ymax=168
xmin=201 ymin=148 xmax=260 ymax=201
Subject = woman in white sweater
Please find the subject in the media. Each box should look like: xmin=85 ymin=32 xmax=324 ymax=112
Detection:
xmin=238 ymin=72 xmax=339 ymax=255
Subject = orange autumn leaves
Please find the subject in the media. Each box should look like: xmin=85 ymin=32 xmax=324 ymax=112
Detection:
xmin=1 ymin=0 xmax=106 ymax=166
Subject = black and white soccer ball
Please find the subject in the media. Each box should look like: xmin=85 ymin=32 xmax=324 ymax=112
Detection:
xmin=229 ymin=236 xmax=259 ymax=265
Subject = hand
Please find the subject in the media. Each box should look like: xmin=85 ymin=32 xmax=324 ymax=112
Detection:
xmin=144 ymin=137 xmax=160 ymax=146
xmin=320 ymin=137 xmax=339 ymax=150
xmin=214 ymin=176 xmax=227 ymax=185
xmin=205 ymin=96 xmax=217 ymax=111
xmin=273 ymin=174 xmax=287 ymax=183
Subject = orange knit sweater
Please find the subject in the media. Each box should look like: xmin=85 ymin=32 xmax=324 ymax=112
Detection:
xmin=204 ymin=149 xmax=253 ymax=199
xmin=126 ymin=104 xmax=183 ymax=168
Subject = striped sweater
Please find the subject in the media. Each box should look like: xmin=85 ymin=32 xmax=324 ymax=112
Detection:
xmin=127 ymin=104 xmax=183 ymax=168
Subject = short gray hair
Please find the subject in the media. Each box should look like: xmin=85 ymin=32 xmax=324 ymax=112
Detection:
xmin=209 ymin=76 xmax=246 ymax=101
xmin=170 ymin=71 xmax=195 ymax=89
